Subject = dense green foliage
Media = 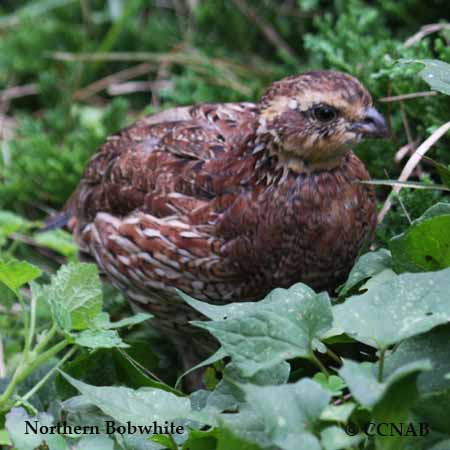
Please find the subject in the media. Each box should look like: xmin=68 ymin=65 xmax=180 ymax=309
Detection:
xmin=1 ymin=1 xmax=450 ymax=450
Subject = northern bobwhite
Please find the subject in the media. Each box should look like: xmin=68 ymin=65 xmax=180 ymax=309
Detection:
xmin=64 ymin=71 xmax=388 ymax=379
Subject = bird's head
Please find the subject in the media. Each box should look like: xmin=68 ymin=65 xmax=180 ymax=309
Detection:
xmin=258 ymin=71 xmax=388 ymax=171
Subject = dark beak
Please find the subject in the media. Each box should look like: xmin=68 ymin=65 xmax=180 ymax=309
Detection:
xmin=351 ymin=107 xmax=389 ymax=139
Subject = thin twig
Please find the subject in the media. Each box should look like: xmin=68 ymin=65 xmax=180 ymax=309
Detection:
xmin=379 ymin=91 xmax=437 ymax=102
xmin=75 ymin=62 xmax=155 ymax=100
xmin=395 ymin=140 xmax=420 ymax=163
xmin=0 ymin=84 xmax=37 ymax=102
xmin=0 ymin=336 xmax=6 ymax=378
xmin=107 ymin=80 xmax=172 ymax=96
xmin=400 ymin=103 xmax=414 ymax=146
xmin=404 ymin=23 xmax=450 ymax=48
xmin=397 ymin=194 xmax=412 ymax=225
xmin=230 ymin=0 xmax=298 ymax=61
xmin=378 ymin=120 xmax=450 ymax=223
xmin=80 ymin=0 xmax=94 ymax=36
xmin=49 ymin=51 xmax=274 ymax=76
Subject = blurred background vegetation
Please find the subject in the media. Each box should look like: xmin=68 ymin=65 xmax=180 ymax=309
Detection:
xmin=0 ymin=0 xmax=449 ymax=242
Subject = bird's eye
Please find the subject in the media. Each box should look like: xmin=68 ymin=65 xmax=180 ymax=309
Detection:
xmin=312 ymin=105 xmax=337 ymax=122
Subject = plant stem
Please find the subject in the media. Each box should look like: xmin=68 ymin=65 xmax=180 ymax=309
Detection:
xmin=21 ymin=346 xmax=77 ymax=402
xmin=378 ymin=349 xmax=386 ymax=382
xmin=16 ymin=290 xmax=29 ymax=355
xmin=24 ymin=293 xmax=37 ymax=355
xmin=325 ymin=346 xmax=343 ymax=366
xmin=33 ymin=323 xmax=58 ymax=354
xmin=0 ymin=338 xmax=69 ymax=409
xmin=311 ymin=352 xmax=330 ymax=376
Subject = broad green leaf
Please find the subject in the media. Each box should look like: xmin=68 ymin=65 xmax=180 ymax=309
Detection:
xmin=61 ymin=372 xmax=198 ymax=426
xmin=312 ymin=373 xmax=346 ymax=396
xmin=181 ymin=429 xmax=217 ymax=450
xmin=181 ymin=282 xmax=318 ymax=321
xmin=0 ymin=257 xmax=42 ymax=294
xmin=338 ymin=249 xmax=392 ymax=296
xmin=390 ymin=209 xmax=450 ymax=272
xmin=339 ymin=359 xmax=430 ymax=408
xmin=181 ymin=428 xmax=262 ymax=450
xmin=333 ymin=267 xmax=450 ymax=349
xmin=44 ymin=263 xmax=103 ymax=330
xmin=416 ymin=203 xmax=450 ymax=222
xmin=0 ymin=429 xmax=11 ymax=446
xmin=320 ymin=403 xmax=356 ymax=423
xmin=320 ymin=426 xmax=362 ymax=450
xmin=230 ymin=379 xmax=331 ymax=450
xmin=73 ymin=329 xmax=129 ymax=349
xmin=413 ymin=390 xmax=450 ymax=434
xmin=423 ymin=157 xmax=450 ymax=188
xmin=0 ymin=211 xmax=32 ymax=245
xmin=430 ymin=440 xmax=450 ymax=450
xmin=359 ymin=268 xmax=397 ymax=291
xmin=401 ymin=59 xmax=450 ymax=96
xmin=192 ymin=286 xmax=332 ymax=377
xmin=90 ymin=311 xmax=152 ymax=329
xmin=177 ymin=348 xmax=227 ymax=389
xmin=203 ymin=362 xmax=290 ymax=413
xmin=34 ymin=229 xmax=78 ymax=258
xmin=384 ymin=326 xmax=450 ymax=394
xmin=340 ymin=359 xmax=430 ymax=450
xmin=215 ymin=427 xmax=263 ymax=450
xmin=6 ymin=408 xmax=68 ymax=450
xmin=150 ymin=434 xmax=177 ymax=450
xmin=74 ymin=435 xmax=115 ymax=450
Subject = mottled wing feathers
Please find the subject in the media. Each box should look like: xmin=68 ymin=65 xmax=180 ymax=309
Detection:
xmin=69 ymin=102 xmax=262 ymax=305
xmin=74 ymin=102 xmax=259 ymax=224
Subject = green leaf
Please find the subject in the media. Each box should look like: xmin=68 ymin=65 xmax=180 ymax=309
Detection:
xmin=181 ymin=429 xmax=217 ymax=450
xmin=340 ymin=359 xmax=431 ymax=450
xmin=191 ymin=285 xmax=333 ymax=377
xmin=414 ymin=390 xmax=450 ymax=434
xmin=400 ymin=59 xmax=450 ymax=96
xmin=338 ymin=249 xmax=392 ymax=296
xmin=181 ymin=282 xmax=318 ymax=321
xmin=0 ymin=257 xmax=42 ymax=294
xmin=0 ymin=211 xmax=32 ymax=246
xmin=430 ymin=440 xmax=450 ymax=450
xmin=181 ymin=428 xmax=262 ymax=450
xmin=384 ymin=325 xmax=450 ymax=394
xmin=73 ymin=329 xmax=129 ymax=349
xmin=390 ymin=205 xmax=450 ymax=272
xmin=320 ymin=403 xmax=356 ymax=423
xmin=216 ymin=427 xmax=263 ymax=450
xmin=416 ymin=203 xmax=450 ymax=222
xmin=150 ymin=434 xmax=177 ymax=450
xmin=60 ymin=372 xmax=198 ymax=426
xmin=34 ymin=229 xmax=78 ymax=258
xmin=339 ymin=359 xmax=430 ymax=408
xmin=0 ymin=429 xmax=11 ymax=446
xmin=74 ymin=435 xmax=115 ymax=450
xmin=320 ymin=426 xmax=362 ymax=450
xmin=333 ymin=267 xmax=450 ymax=349
xmin=312 ymin=373 xmax=346 ymax=396
xmin=44 ymin=262 xmax=103 ymax=331
xmin=229 ymin=379 xmax=331 ymax=450
xmin=5 ymin=408 xmax=69 ymax=450
xmin=203 ymin=362 xmax=290 ymax=413
xmin=423 ymin=157 xmax=450 ymax=188
xmin=91 ymin=312 xmax=152 ymax=329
